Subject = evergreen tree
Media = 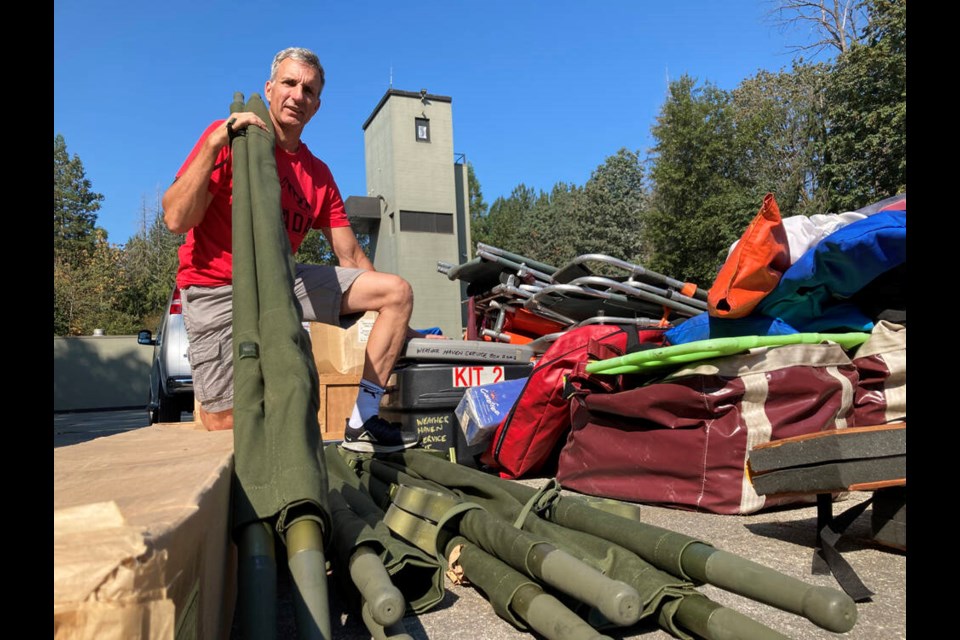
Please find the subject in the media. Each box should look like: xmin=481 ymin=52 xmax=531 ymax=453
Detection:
xmin=578 ymin=148 xmax=647 ymax=265
xmin=466 ymin=161 xmax=494 ymax=251
xmin=515 ymin=182 xmax=582 ymax=269
xmin=294 ymin=228 xmax=372 ymax=266
xmin=645 ymin=76 xmax=758 ymax=288
xmin=54 ymin=229 xmax=135 ymax=335
xmin=732 ymin=63 xmax=831 ymax=218
xmin=475 ymin=184 xmax=539 ymax=254
xmin=121 ymin=194 xmax=184 ymax=330
xmin=467 ymin=161 xmax=488 ymax=222
xmin=54 ymin=134 xmax=104 ymax=267
xmin=821 ymin=0 xmax=906 ymax=211
xmin=295 ymin=229 xmax=336 ymax=266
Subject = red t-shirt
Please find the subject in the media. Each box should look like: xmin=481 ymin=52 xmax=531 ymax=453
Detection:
xmin=174 ymin=120 xmax=350 ymax=288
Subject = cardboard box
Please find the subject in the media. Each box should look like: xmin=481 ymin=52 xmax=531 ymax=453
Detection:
xmin=54 ymin=425 xmax=236 ymax=640
xmin=309 ymin=311 xmax=377 ymax=376
xmin=455 ymin=378 xmax=528 ymax=446
xmin=318 ymin=373 xmax=361 ymax=441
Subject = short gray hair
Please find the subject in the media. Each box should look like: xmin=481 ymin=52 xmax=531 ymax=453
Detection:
xmin=270 ymin=47 xmax=325 ymax=91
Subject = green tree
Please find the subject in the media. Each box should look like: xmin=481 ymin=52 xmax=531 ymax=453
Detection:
xmin=53 ymin=134 xmax=125 ymax=336
xmin=83 ymin=231 xmax=140 ymax=334
xmin=731 ymin=63 xmax=831 ymax=218
xmin=820 ymin=0 xmax=906 ymax=211
xmin=295 ymin=229 xmax=335 ymax=265
xmin=54 ymin=134 xmax=104 ymax=267
xmin=294 ymin=228 xmax=372 ymax=266
xmin=475 ymin=184 xmax=539 ymax=254
xmin=53 ymin=255 xmax=78 ymax=336
xmin=578 ymin=148 xmax=648 ymax=264
xmin=514 ymin=182 xmax=582 ymax=268
xmin=54 ymin=229 xmax=135 ymax=335
xmin=467 ymin=161 xmax=488 ymax=224
xmin=645 ymin=76 xmax=759 ymax=288
xmin=121 ymin=193 xmax=185 ymax=330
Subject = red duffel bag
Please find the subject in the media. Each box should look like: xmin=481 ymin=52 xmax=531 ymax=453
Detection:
xmin=556 ymin=341 xmax=860 ymax=514
xmin=480 ymin=323 xmax=667 ymax=479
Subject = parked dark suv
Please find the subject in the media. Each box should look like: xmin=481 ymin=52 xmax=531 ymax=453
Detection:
xmin=138 ymin=286 xmax=194 ymax=423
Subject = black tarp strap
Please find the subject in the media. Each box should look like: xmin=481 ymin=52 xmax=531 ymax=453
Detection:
xmin=812 ymin=493 xmax=875 ymax=602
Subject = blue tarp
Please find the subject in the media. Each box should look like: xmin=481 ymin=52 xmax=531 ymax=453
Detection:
xmin=667 ymin=200 xmax=906 ymax=345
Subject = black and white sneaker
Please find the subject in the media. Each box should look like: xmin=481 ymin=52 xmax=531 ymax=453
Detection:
xmin=341 ymin=416 xmax=419 ymax=453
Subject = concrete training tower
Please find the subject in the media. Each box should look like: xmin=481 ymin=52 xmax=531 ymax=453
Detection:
xmin=347 ymin=89 xmax=471 ymax=338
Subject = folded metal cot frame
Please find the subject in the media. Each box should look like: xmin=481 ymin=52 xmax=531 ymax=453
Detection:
xmin=439 ymin=243 xmax=707 ymax=350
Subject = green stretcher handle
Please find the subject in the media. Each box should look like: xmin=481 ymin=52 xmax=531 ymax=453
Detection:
xmin=511 ymin=583 xmax=614 ymax=640
xmin=349 ymin=545 xmax=406 ymax=627
xmin=237 ymin=521 xmax=278 ymax=640
xmin=285 ymin=519 xmax=331 ymax=640
xmin=675 ymin=594 xmax=791 ymax=640
xmin=682 ymin=543 xmax=858 ymax=633
xmin=456 ymin=509 xmax=641 ymax=627
xmin=527 ymin=542 xmax=641 ymax=627
xmin=585 ymin=332 xmax=871 ymax=375
xmin=445 ymin=534 xmax=612 ymax=640
xmin=361 ymin=599 xmax=414 ymax=640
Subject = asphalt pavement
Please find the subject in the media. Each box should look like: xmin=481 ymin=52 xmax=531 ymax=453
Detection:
xmin=54 ymin=411 xmax=907 ymax=639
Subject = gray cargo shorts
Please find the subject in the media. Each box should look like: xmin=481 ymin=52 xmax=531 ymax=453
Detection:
xmin=180 ymin=263 xmax=365 ymax=413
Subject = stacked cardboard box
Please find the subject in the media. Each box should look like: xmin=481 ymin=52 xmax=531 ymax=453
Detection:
xmin=308 ymin=311 xmax=376 ymax=441
xmin=54 ymin=424 xmax=236 ymax=640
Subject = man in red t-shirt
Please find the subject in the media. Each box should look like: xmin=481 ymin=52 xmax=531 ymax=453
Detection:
xmin=162 ymin=47 xmax=419 ymax=453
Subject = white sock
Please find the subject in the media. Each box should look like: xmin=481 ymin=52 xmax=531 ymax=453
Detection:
xmin=347 ymin=379 xmax=385 ymax=430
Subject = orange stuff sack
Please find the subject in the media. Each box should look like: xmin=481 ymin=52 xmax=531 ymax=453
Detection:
xmin=708 ymin=193 xmax=791 ymax=318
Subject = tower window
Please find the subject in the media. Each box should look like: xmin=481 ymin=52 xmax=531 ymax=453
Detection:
xmin=415 ymin=117 xmax=430 ymax=142
xmin=399 ymin=210 xmax=453 ymax=234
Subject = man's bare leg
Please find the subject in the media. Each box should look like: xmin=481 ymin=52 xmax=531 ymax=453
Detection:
xmin=199 ymin=405 xmax=234 ymax=431
xmin=195 ymin=269 xmax=410 ymax=434
xmin=340 ymin=271 xmax=414 ymax=389
xmin=338 ymin=271 xmax=418 ymax=448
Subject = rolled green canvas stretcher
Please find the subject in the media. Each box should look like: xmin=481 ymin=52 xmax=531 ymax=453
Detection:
xmin=230 ymin=92 xmax=330 ymax=538
xmin=324 ymin=445 xmax=446 ymax=614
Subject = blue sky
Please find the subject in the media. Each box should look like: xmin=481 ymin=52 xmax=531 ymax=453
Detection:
xmin=54 ymin=1 xmax=820 ymax=246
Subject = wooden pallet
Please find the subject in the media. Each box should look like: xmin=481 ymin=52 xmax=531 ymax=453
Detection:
xmin=318 ymin=373 xmax=361 ymax=442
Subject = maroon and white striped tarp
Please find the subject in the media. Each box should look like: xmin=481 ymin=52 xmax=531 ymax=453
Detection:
xmin=851 ymin=320 xmax=906 ymax=426
xmin=557 ymin=342 xmax=860 ymax=514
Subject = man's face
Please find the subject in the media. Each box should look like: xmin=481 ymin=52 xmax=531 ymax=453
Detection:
xmin=265 ymin=58 xmax=323 ymax=130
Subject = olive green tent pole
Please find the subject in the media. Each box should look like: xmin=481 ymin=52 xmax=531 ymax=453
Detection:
xmin=542 ymin=492 xmax=856 ymax=634
xmin=390 ymin=482 xmax=642 ymax=628
xmin=677 ymin=543 xmax=856 ymax=634
xmin=350 ymin=450 xmax=816 ymax=640
xmin=443 ymin=506 xmax=643 ymax=627
xmin=673 ymin=594 xmax=791 ymax=640
xmin=385 ymin=482 xmax=644 ymax=629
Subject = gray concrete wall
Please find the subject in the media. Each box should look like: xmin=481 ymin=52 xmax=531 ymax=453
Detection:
xmin=54 ymin=336 xmax=153 ymax=412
